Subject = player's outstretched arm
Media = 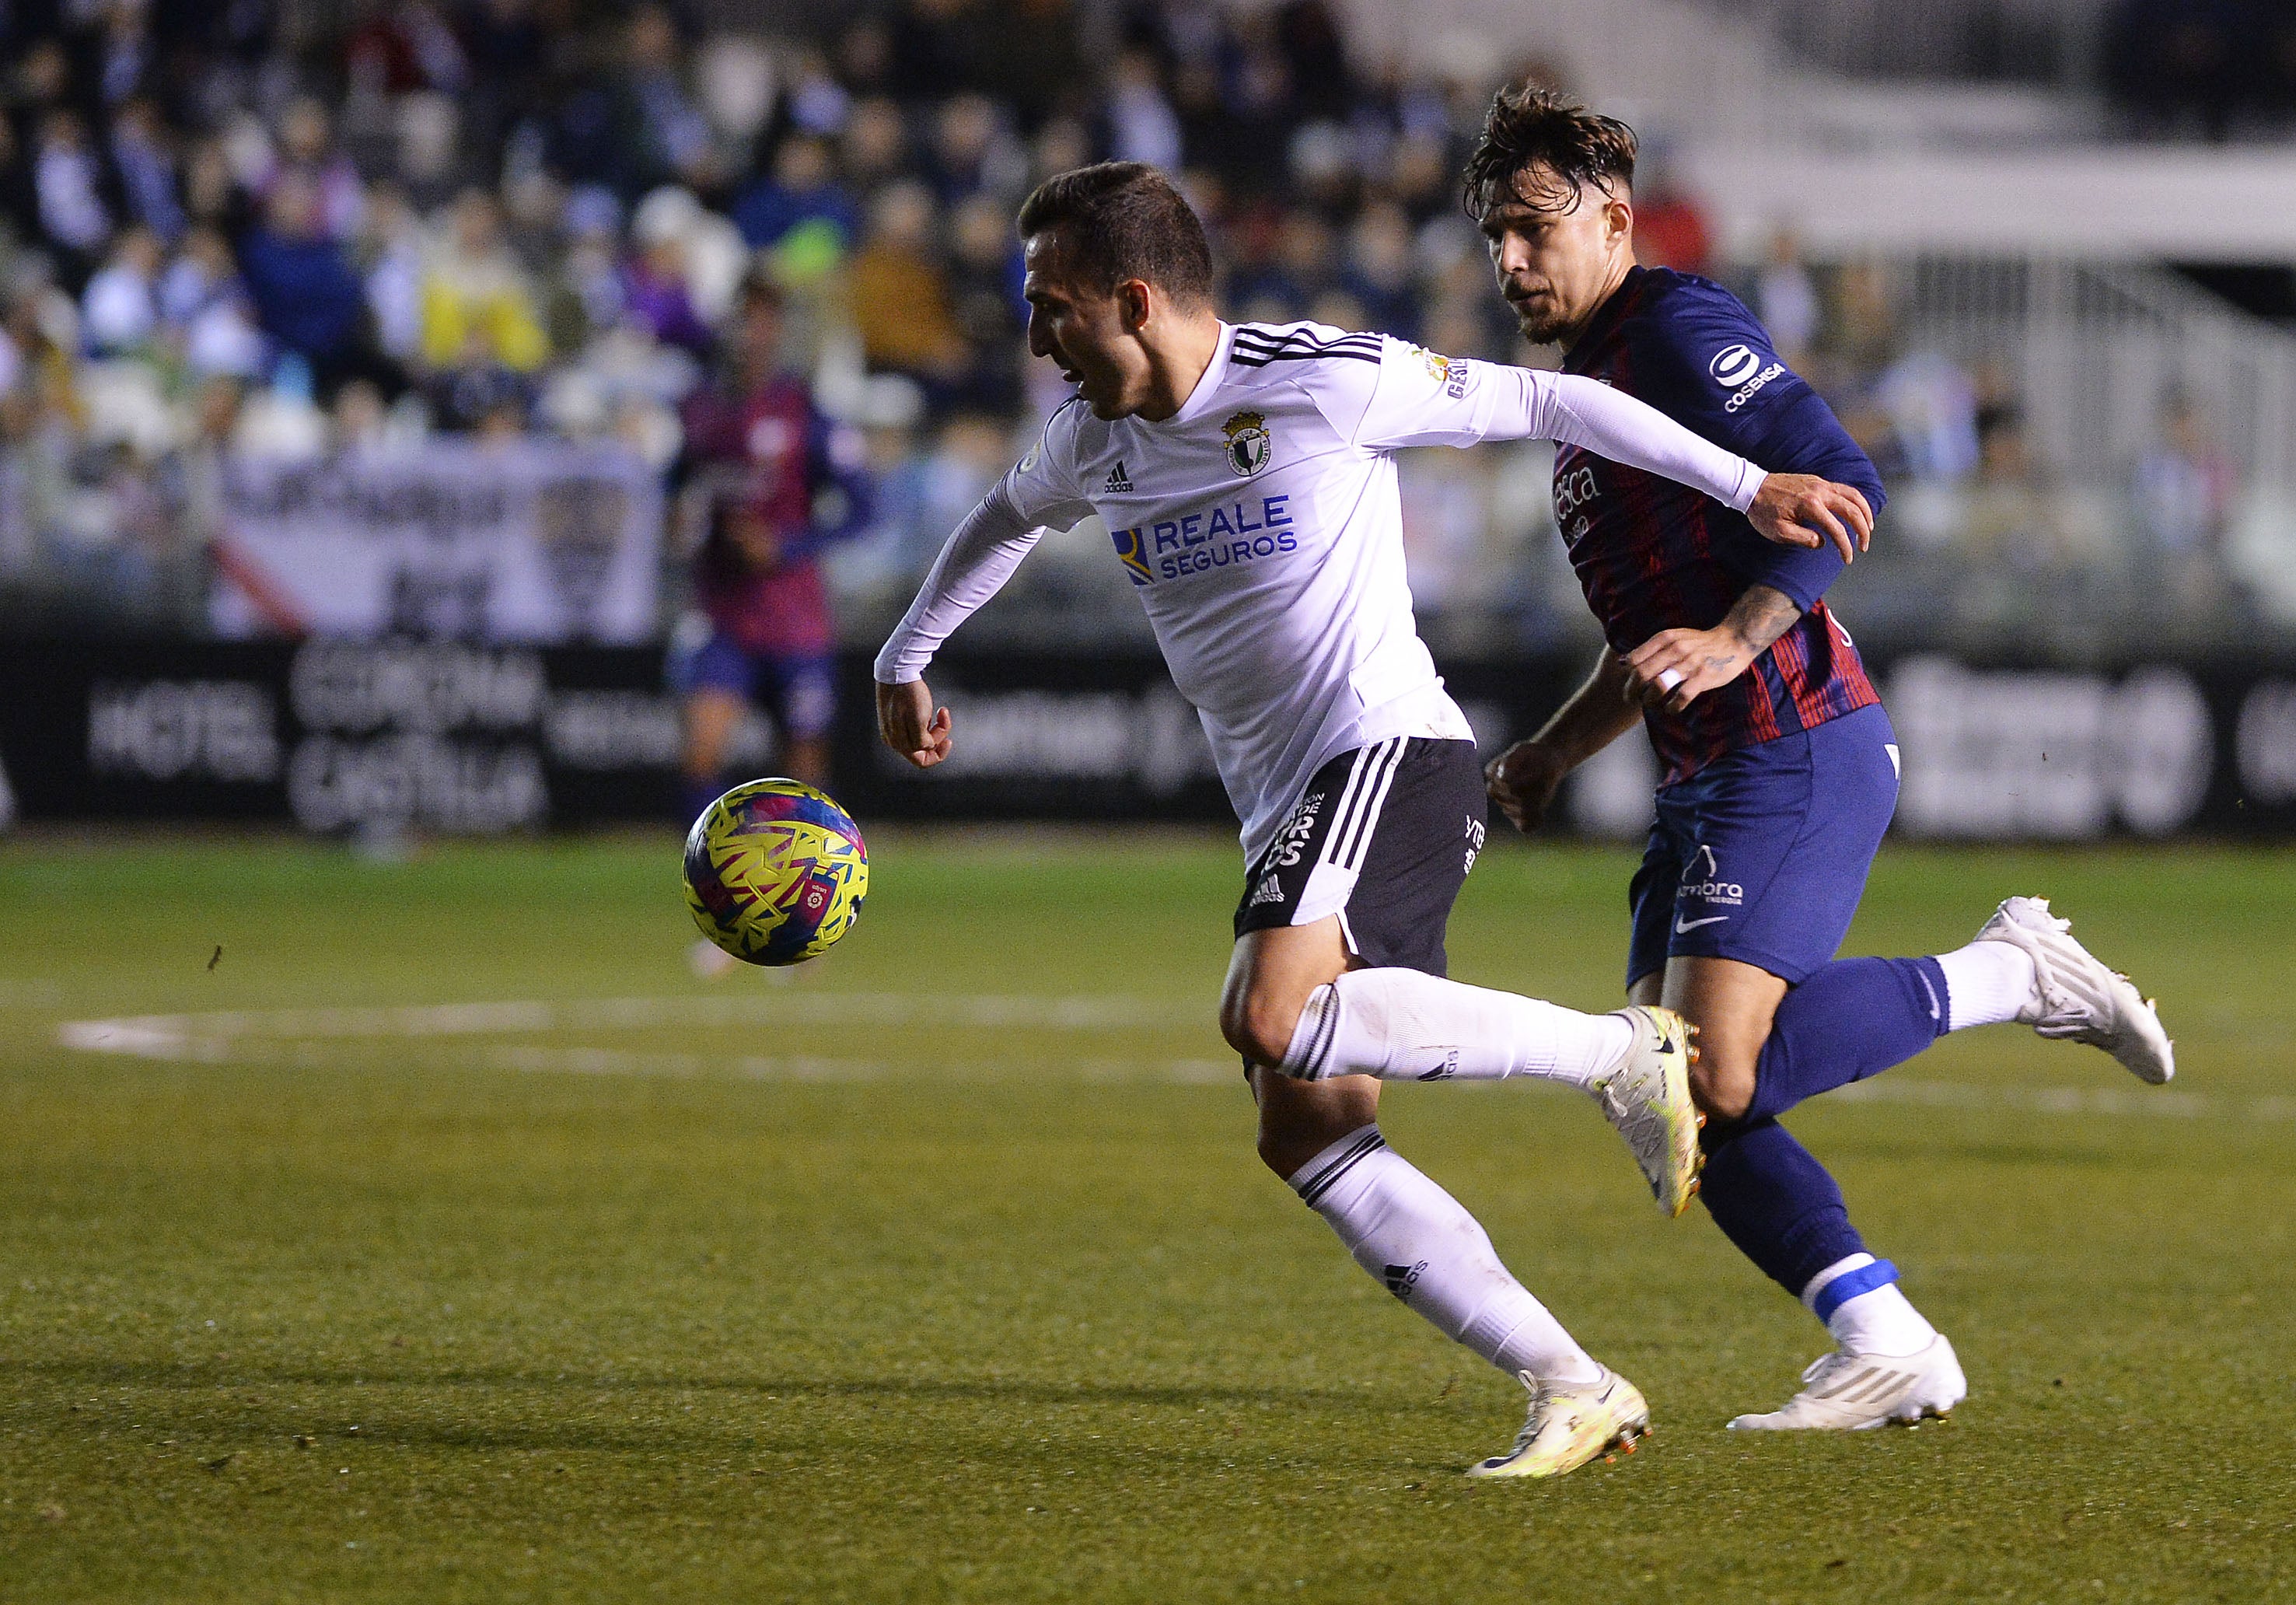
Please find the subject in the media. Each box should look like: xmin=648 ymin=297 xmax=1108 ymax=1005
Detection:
xmin=1623 ymin=586 xmax=1804 ymax=714
xmin=876 ymin=679 xmax=952 ymax=768
xmin=1487 ymin=649 xmax=1643 ymax=833
xmin=1746 ymin=474 xmax=1871 ymax=564
xmin=1525 ymin=373 xmax=1867 ymax=565
xmin=872 ymin=491 xmax=1053 ymax=770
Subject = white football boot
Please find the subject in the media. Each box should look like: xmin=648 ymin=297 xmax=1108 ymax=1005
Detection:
xmin=1467 ymin=1366 xmax=1651 ymax=1477
xmin=1973 ymin=897 xmax=2175 ymax=1083
xmin=1589 ymin=1005 xmax=1704 ymax=1218
xmin=1726 ymin=1334 xmax=1966 ymax=1432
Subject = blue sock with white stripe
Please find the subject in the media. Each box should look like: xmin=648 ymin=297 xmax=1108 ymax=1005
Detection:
xmin=1697 ymin=1117 xmax=1866 ymax=1295
xmin=1698 ymin=1122 xmax=1938 ymax=1357
xmin=1744 ymin=957 xmax=1952 ymax=1123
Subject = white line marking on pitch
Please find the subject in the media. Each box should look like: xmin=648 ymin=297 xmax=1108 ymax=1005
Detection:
xmin=49 ymin=1019 xmax=1236 ymax=1086
xmin=1829 ymin=1077 xmax=2296 ymax=1124
xmin=48 ymin=1000 xmax=2289 ymax=1114
xmin=53 ymin=992 xmax=1193 ymax=1063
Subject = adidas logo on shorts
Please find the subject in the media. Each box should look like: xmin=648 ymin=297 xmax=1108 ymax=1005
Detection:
xmin=1248 ymin=873 xmax=1284 ymax=907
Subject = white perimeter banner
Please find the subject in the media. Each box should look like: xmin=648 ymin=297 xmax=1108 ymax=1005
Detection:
xmin=209 ymin=439 xmax=661 ymax=643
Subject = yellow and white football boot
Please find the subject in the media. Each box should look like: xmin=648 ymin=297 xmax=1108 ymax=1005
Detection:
xmin=1975 ymin=897 xmax=2174 ymax=1083
xmin=1589 ymin=1005 xmax=1704 ymax=1217
xmin=1726 ymin=1334 xmax=1966 ymax=1431
xmin=1466 ymin=1367 xmax=1651 ymax=1479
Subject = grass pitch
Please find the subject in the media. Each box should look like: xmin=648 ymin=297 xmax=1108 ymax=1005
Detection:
xmin=1 ymin=827 xmax=2291 ymax=1603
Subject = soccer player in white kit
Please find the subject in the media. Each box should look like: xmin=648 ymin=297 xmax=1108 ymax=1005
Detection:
xmin=875 ymin=164 xmax=1877 ymax=1478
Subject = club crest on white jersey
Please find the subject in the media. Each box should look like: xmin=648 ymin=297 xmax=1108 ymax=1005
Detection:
xmin=1221 ymin=409 xmax=1272 ymax=477
xmin=976 ymin=320 xmax=1483 ymax=864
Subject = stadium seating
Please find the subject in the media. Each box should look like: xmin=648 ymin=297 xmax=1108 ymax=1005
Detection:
xmin=0 ymin=0 xmax=2286 ymax=657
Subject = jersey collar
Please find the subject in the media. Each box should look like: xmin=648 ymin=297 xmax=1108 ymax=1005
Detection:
xmin=1165 ymin=323 xmax=1237 ymax=426
xmin=1564 ymin=266 xmax=1648 ymax=373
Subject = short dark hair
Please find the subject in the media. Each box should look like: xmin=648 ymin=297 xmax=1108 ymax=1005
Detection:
xmin=1461 ymin=84 xmax=1637 ymax=222
xmin=1015 ymin=162 xmax=1215 ymax=304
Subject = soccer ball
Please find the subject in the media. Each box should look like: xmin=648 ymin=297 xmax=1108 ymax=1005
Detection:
xmin=683 ymin=778 xmax=868 ymax=967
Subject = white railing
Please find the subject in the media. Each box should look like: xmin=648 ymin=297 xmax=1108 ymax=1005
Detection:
xmin=1884 ymin=254 xmax=2296 ymax=488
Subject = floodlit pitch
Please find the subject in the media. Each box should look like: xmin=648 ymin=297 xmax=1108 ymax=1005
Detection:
xmin=0 ymin=831 xmax=2289 ymax=1600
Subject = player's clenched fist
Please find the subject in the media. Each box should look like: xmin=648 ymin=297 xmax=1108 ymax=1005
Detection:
xmin=1746 ymin=474 xmax=1872 ymax=565
xmin=876 ymin=678 xmax=953 ymax=768
xmin=1485 ymin=740 xmax=1573 ymax=834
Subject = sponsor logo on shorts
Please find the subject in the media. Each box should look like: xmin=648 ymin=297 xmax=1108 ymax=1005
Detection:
xmin=1267 ymin=789 xmax=1324 ymax=870
xmin=1463 ymin=813 xmax=1487 ymax=874
xmin=1248 ymin=873 xmax=1285 ymax=907
xmin=1677 ymin=842 xmax=1745 ymax=907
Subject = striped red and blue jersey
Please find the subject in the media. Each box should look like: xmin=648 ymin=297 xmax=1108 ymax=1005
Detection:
xmin=1554 ymin=265 xmax=1883 ymax=785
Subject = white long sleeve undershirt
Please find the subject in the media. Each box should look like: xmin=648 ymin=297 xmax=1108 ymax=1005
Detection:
xmin=1448 ymin=368 xmax=1763 ymax=514
xmin=875 ymin=354 xmax=1768 ymax=689
xmin=1550 ymin=372 xmax=1764 ymax=511
xmin=872 ymin=487 xmax=1042 ymax=685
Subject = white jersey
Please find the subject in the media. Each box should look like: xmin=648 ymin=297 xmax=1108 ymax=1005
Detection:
xmin=878 ymin=321 xmax=1766 ymax=863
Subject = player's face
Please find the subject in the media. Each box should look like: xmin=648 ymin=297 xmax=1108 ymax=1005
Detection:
xmin=1022 ymin=230 xmax=1153 ymax=419
xmin=1481 ymin=166 xmax=1633 ymax=348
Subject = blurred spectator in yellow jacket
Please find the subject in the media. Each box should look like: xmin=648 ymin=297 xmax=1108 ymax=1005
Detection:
xmin=419 ymin=187 xmax=549 ymax=373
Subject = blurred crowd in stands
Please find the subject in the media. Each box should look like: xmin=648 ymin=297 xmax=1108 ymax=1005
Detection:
xmin=2106 ymin=0 xmax=2296 ymax=142
xmin=0 ymin=0 xmax=2279 ymax=655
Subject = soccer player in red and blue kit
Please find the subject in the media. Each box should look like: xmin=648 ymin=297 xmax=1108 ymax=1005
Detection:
xmin=1470 ymin=86 xmax=2176 ymax=1429
xmin=673 ymin=276 xmax=872 ymax=818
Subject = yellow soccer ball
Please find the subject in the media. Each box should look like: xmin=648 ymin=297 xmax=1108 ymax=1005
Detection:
xmin=682 ymin=778 xmax=868 ymax=967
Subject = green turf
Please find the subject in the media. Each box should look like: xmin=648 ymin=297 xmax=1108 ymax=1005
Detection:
xmin=1 ymin=828 xmax=2291 ymax=1602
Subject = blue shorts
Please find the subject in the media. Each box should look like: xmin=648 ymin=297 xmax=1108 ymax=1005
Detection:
xmin=1626 ymin=703 xmax=1898 ymax=988
xmin=667 ymin=630 xmax=837 ymax=743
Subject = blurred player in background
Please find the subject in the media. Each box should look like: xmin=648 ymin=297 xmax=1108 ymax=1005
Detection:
xmin=1471 ymin=86 xmax=2175 ymax=1430
xmin=875 ymin=162 xmax=1878 ymax=1477
xmin=672 ymin=276 xmax=873 ymax=816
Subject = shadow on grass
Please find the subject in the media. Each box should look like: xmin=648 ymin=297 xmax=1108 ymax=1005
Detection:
xmin=11 ymin=1358 xmax=1437 ymax=1461
xmin=16 ymin=1357 xmax=1384 ymax=1411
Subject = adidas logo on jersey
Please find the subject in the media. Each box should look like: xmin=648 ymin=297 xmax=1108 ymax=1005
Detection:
xmin=1103 ymin=460 xmax=1134 ymax=494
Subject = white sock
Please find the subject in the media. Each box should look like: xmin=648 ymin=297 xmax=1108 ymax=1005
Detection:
xmin=1281 ymin=968 xmax=1634 ymax=1088
xmin=1290 ymin=1126 xmax=1602 ymax=1385
xmin=1803 ymin=1253 xmax=1938 ymax=1358
xmin=1933 ymin=940 xmax=2039 ymax=1030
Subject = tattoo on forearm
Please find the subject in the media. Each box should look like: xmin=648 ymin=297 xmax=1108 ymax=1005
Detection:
xmin=1727 ymin=586 xmax=1803 ymax=655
